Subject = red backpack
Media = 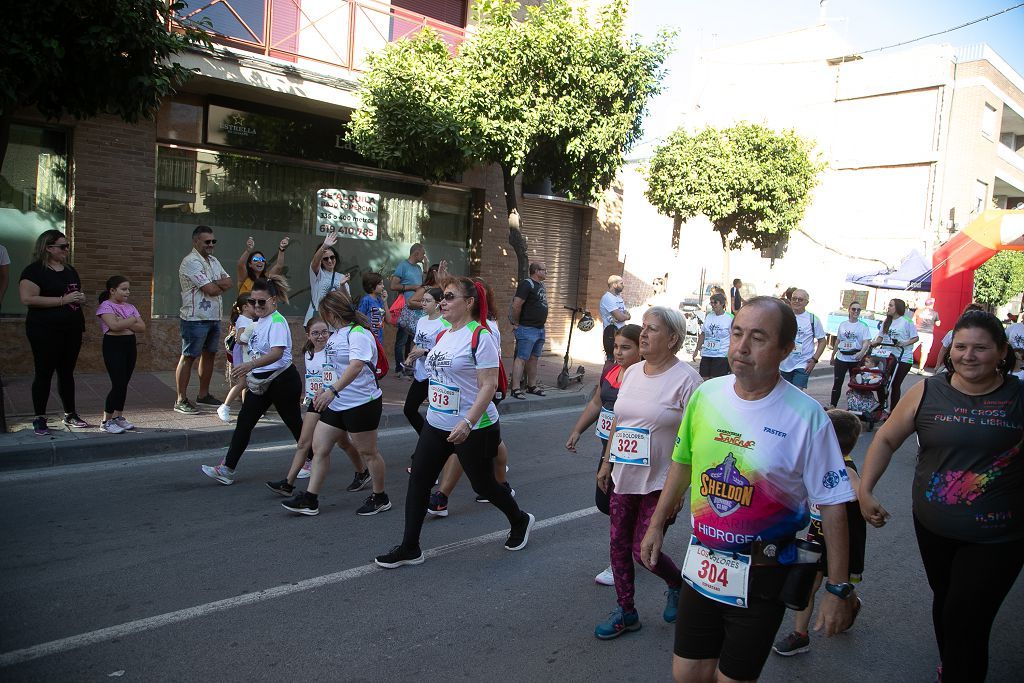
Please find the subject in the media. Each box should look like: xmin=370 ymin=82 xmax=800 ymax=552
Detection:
xmin=435 ymin=321 xmax=509 ymax=404
xmin=348 ymin=325 xmax=389 ymax=381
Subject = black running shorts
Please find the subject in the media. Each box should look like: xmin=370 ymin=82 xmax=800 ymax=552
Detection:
xmin=673 ymin=571 xmax=787 ymax=681
xmin=699 ymin=356 xmax=730 ymax=379
xmin=318 ymin=396 xmax=382 ymax=433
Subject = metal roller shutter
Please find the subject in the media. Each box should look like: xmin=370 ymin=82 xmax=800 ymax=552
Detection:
xmin=520 ymin=197 xmax=584 ymax=353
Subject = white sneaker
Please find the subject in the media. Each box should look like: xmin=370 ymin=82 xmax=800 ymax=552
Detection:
xmin=217 ymin=404 xmax=230 ymax=423
xmin=595 ymin=566 xmax=614 ymax=586
xmin=201 ymin=464 xmax=235 ymax=485
xmin=101 ymin=420 xmax=125 ymax=434
xmin=112 ymin=416 xmax=135 ymax=430
xmin=297 ymin=459 xmax=312 ymax=479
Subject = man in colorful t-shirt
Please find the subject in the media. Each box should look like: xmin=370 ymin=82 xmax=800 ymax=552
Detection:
xmin=640 ymin=296 xmax=858 ymax=683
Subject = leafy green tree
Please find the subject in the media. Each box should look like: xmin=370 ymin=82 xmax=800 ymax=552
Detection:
xmin=0 ymin=0 xmax=209 ymax=166
xmin=349 ymin=0 xmax=672 ymax=280
xmin=644 ymin=122 xmax=823 ymax=252
xmin=974 ymin=251 xmax=1024 ymax=308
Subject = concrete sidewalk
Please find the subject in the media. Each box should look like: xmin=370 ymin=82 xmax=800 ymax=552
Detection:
xmin=0 ymin=353 xmax=597 ymax=470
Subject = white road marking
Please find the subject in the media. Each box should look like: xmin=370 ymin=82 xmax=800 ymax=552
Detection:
xmin=0 ymin=506 xmax=599 ymax=668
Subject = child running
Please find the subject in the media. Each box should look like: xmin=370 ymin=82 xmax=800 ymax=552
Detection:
xmin=96 ymin=275 xmax=145 ymax=434
xmin=218 ymin=294 xmax=255 ymax=423
xmin=403 ymin=287 xmax=450 ymax=435
xmin=280 ymin=290 xmax=390 ymax=516
xmin=265 ymin=317 xmax=370 ymax=502
xmin=773 ymin=408 xmax=866 ymax=656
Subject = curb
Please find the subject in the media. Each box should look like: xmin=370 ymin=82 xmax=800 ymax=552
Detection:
xmin=0 ymin=390 xmax=588 ymax=471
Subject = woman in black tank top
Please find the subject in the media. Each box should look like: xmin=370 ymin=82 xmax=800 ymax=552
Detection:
xmin=859 ymin=311 xmax=1024 ymax=682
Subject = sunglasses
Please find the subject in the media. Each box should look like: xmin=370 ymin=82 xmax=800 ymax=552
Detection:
xmin=251 ymin=256 xmax=266 ymax=263
xmin=50 ymin=243 xmax=70 ymax=250
xmin=441 ymin=292 xmax=467 ymax=301
xmin=203 ymin=239 xmax=217 ymax=245
xmin=247 ymin=298 xmax=270 ymax=306
xmin=322 ymin=255 xmax=336 ymax=262
xmin=850 ymin=308 xmax=862 ymax=313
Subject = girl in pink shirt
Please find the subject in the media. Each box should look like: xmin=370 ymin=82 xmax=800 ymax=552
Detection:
xmin=96 ymin=276 xmax=145 ymax=434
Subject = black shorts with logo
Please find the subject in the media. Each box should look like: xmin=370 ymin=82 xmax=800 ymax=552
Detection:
xmin=318 ymin=396 xmax=382 ymax=433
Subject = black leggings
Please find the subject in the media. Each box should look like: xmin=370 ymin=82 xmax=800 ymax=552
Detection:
xmin=27 ymin=325 xmax=83 ymax=416
xmin=102 ymin=335 xmax=137 ymax=413
xmin=224 ymin=365 xmax=303 ymax=470
xmin=595 ymin=438 xmax=613 ymax=515
xmin=881 ymin=361 xmax=913 ymax=410
xmin=830 ymin=358 xmax=857 ymax=407
xmin=914 ymin=517 xmax=1024 ymax=682
xmin=402 ymin=423 xmax=524 ymax=549
xmin=403 ymin=379 xmax=428 ymax=434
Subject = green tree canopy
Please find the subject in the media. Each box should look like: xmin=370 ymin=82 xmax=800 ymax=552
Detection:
xmin=1 ymin=0 xmax=208 ymax=165
xmin=644 ymin=122 xmax=823 ymax=251
xmin=974 ymin=251 xmax=1024 ymax=308
xmin=348 ymin=0 xmax=672 ymax=280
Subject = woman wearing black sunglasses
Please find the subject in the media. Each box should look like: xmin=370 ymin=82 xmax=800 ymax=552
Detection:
xmin=202 ymin=274 xmax=304 ymax=486
xmin=18 ymin=229 xmax=88 ymax=435
xmin=305 ymin=232 xmax=351 ymax=326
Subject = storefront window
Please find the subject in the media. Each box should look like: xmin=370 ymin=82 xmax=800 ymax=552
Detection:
xmin=0 ymin=125 xmax=68 ymax=316
xmin=154 ymin=146 xmax=471 ymax=318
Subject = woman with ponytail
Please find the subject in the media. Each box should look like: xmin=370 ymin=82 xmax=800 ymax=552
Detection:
xmin=96 ymin=275 xmax=145 ymax=434
xmin=376 ymin=276 xmax=535 ymax=569
xmin=869 ymin=298 xmax=919 ymax=411
xmin=280 ymin=289 xmax=390 ymax=516
xmin=202 ymin=274 xmax=304 ymax=485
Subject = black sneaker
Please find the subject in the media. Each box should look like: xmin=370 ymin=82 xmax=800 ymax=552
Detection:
xmin=427 ymin=491 xmax=449 ymax=517
xmin=281 ymin=491 xmax=319 ymax=516
xmin=476 ymin=482 xmax=516 ymax=504
xmin=174 ymin=399 xmax=199 ymax=415
xmin=356 ymin=492 xmax=392 ymax=516
xmin=196 ymin=394 xmax=221 ymax=406
xmin=346 ymin=469 xmax=371 ymax=492
xmin=772 ymin=631 xmax=810 ymax=656
xmin=32 ymin=417 xmax=50 ymax=436
xmin=62 ymin=413 xmax=89 ymax=429
xmin=266 ymin=480 xmax=295 ymax=496
xmin=375 ymin=544 xmax=424 ymax=569
xmin=505 ymin=512 xmax=535 ymax=551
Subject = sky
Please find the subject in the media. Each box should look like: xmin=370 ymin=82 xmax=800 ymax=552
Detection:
xmin=625 ymin=0 xmax=1024 ymax=155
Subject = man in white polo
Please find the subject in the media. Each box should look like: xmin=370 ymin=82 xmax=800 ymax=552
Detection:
xmin=599 ymin=275 xmax=630 ymax=360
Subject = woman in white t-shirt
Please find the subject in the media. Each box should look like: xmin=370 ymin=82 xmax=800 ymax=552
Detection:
xmin=869 ymin=298 xmax=919 ymax=411
xmin=594 ymin=306 xmax=702 ymax=639
xmin=304 ymin=232 xmax=351 ymax=325
xmin=282 ymin=290 xmax=389 ymax=517
xmin=202 ymin=276 xmax=303 ymax=486
xmin=828 ymin=301 xmax=873 ymax=408
xmin=694 ymin=292 xmax=732 ymax=379
xmin=375 ymin=276 xmax=535 ymax=569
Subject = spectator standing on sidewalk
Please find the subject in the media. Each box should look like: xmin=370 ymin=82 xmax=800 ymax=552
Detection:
xmin=305 ymin=232 xmax=351 ymax=326
xmin=18 ymin=229 xmax=87 ymax=435
xmin=390 ymin=243 xmax=426 ymax=375
xmin=730 ymin=278 xmax=745 ymax=314
xmin=96 ymin=276 xmax=145 ymax=434
xmin=599 ymin=275 xmax=630 ymax=360
xmin=780 ymin=288 xmax=826 ymax=392
xmin=509 ymin=262 xmax=549 ymax=399
xmin=912 ymin=297 xmax=941 ymax=374
xmin=175 ymin=225 xmax=231 ymax=414
xmin=236 ymin=235 xmax=289 ymax=296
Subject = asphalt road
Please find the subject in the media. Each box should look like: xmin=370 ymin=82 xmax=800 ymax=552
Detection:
xmin=2 ymin=395 xmax=1022 ymax=681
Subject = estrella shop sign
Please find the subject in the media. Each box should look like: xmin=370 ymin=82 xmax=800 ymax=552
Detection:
xmin=316 ymin=189 xmax=379 ymax=240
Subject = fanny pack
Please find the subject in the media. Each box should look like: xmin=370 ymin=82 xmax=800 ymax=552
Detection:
xmin=246 ymin=366 xmax=287 ymax=395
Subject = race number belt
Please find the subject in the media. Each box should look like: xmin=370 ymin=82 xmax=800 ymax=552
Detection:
xmin=681 ymin=535 xmax=751 ymax=608
xmin=428 ymin=380 xmax=460 ymax=415
xmin=322 ymin=363 xmax=337 ymax=386
xmin=595 ymin=408 xmax=614 ymax=441
xmin=838 ymin=340 xmax=858 ymax=353
xmin=704 ymin=338 xmax=723 ymax=352
xmin=304 ymin=370 xmax=323 ymax=399
xmin=609 ymin=426 xmax=651 ymax=466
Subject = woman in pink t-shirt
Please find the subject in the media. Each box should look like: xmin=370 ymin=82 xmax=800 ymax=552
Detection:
xmin=595 ymin=306 xmax=702 ymax=640
xmin=96 ymin=276 xmax=145 ymax=434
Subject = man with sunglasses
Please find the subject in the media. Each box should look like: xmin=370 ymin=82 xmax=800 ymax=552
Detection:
xmin=176 ymin=225 xmax=232 ymax=414
xmin=828 ymin=301 xmax=873 ymax=408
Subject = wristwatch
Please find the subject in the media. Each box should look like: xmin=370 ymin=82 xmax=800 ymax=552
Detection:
xmin=825 ymin=581 xmax=855 ymax=599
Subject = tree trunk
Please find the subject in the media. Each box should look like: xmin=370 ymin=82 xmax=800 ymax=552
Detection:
xmin=671 ymin=215 xmax=682 ymax=254
xmin=501 ymin=164 xmax=529 ymax=283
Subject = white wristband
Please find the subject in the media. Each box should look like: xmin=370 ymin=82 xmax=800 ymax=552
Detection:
xmin=461 ymin=417 xmax=473 ymax=429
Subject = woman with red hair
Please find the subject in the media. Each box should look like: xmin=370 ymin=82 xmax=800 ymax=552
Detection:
xmin=376 ymin=276 xmax=535 ymax=568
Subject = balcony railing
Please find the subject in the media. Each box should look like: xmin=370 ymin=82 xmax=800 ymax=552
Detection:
xmin=170 ymin=0 xmax=467 ymax=75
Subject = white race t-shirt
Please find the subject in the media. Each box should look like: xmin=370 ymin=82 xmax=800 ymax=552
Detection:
xmin=324 ymin=325 xmax=383 ymax=411
xmin=599 ymin=292 xmax=627 ymax=329
xmin=780 ymin=311 xmax=824 ymax=371
xmin=873 ymin=316 xmax=917 ymax=364
xmin=425 ymin=322 xmax=500 ymax=432
xmin=411 ymin=315 xmax=451 ymax=382
xmin=835 ymin=319 xmax=873 ymax=361
xmin=700 ymin=312 xmax=733 ymax=358
xmin=247 ymin=310 xmax=292 ymax=372
xmin=1006 ymin=322 xmax=1024 ymax=351
xmin=305 ymin=267 xmax=351 ymax=325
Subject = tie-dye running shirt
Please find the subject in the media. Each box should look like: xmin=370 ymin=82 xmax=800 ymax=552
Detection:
xmin=672 ymin=375 xmax=855 ymax=553
xmin=914 ymin=374 xmax=1024 ymax=542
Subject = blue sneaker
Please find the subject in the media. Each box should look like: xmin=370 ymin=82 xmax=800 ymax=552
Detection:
xmin=594 ymin=606 xmax=641 ymax=640
xmin=664 ymin=586 xmax=681 ymax=623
